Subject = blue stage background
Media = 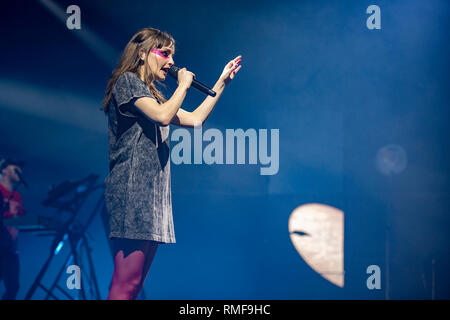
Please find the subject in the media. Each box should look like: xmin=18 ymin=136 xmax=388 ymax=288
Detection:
xmin=1 ymin=0 xmax=449 ymax=299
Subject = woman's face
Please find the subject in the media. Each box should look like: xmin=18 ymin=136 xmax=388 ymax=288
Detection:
xmin=146 ymin=45 xmax=175 ymax=81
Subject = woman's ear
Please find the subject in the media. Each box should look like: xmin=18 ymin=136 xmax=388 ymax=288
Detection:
xmin=139 ymin=49 xmax=146 ymax=61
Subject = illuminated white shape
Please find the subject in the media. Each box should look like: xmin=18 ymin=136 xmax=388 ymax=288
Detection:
xmin=288 ymin=203 xmax=344 ymax=287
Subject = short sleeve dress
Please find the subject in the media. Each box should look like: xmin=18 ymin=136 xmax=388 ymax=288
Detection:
xmin=104 ymin=71 xmax=175 ymax=244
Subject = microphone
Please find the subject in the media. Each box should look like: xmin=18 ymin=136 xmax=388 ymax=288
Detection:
xmin=14 ymin=168 xmax=29 ymax=189
xmin=168 ymin=66 xmax=216 ymax=97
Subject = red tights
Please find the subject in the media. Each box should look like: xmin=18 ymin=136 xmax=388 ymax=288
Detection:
xmin=107 ymin=238 xmax=159 ymax=300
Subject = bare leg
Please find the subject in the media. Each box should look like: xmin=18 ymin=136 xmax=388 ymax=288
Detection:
xmin=107 ymin=238 xmax=158 ymax=300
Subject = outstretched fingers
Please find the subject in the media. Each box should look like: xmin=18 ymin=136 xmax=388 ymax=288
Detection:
xmin=230 ymin=64 xmax=242 ymax=79
xmin=221 ymin=55 xmax=243 ymax=84
xmin=227 ymin=56 xmax=242 ymax=69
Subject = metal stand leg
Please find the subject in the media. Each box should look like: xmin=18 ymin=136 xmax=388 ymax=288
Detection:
xmin=25 ymin=179 xmax=104 ymax=300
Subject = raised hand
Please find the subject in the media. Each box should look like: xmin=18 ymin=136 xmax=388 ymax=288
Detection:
xmin=219 ymin=55 xmax=242 ymax=86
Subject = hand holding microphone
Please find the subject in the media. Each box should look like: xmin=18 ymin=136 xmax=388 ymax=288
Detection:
xmin=175 ymin=67 xmax=195 ymax=90
xmin=169 ymin=66 xmax=217 ymax=97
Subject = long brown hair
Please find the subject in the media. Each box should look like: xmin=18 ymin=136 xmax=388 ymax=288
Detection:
xmin=102 ymin=27 xmax=175 ymax=112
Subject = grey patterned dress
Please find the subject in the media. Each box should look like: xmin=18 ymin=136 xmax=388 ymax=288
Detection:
xmin=104 ymin=71 xmax=175 ymax=243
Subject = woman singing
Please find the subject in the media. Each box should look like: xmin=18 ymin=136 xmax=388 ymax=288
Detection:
xmin=102 ymin=27 xmax=241 ymax=300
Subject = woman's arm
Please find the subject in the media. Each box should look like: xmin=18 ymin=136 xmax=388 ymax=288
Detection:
xmin=134 ymin=68 xmax=194 ymax=126
xmin=171 ymin=56 xmax=242 ymax=128
xmin=134 ymin=84 xmax=189 ymax=126
xmin=170 ymin=80 xmax=225 ymax=128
